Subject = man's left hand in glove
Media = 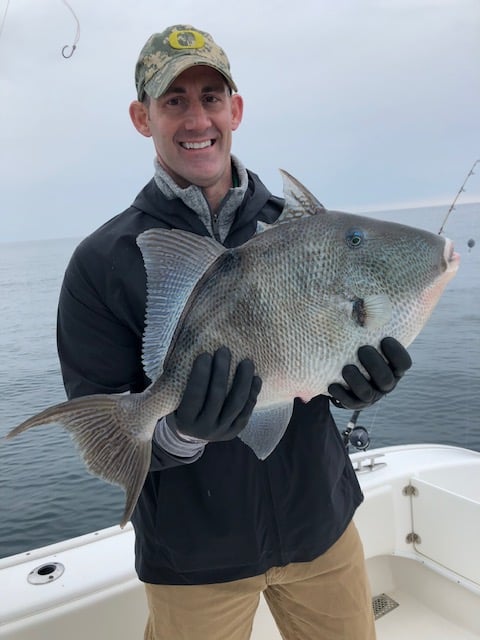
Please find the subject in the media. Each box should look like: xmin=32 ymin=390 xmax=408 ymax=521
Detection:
xmin=328 ymin=337 xmax=412 ymax=410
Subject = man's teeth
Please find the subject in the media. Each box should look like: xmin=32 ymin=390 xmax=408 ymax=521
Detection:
xmin=181 ymin=140 xmax=213 ymax=150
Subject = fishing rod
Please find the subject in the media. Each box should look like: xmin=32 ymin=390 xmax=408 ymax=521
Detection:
xmin=342 ymin=411 xmax=370 ymax=451
xmin=438 ymin=159 xmax=479 ymax=235
xmin=342 ymin=161 xmax=479 ymax=452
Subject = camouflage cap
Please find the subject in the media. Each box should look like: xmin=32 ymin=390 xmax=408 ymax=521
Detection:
xmin=135 ymin=25 xmax=238 ymax=101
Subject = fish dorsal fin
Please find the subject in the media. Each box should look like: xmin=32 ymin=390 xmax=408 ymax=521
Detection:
xmin=276 ymin=169 xmax=325 ymax=223
xmin=137 ymin=228 xmax=225 ymax=382
xmin=255 ymin=220 xmax=273 ymax=235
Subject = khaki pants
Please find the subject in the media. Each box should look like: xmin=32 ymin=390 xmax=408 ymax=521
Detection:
xmin=144 ymin=522 xmax=375 ymax=640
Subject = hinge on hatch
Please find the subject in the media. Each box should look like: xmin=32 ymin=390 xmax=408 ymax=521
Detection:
xmin=406 ymin=531 xmax=422 ymax=544
xmin=403 ymin=483 xmax=421 ymax=544
xmin=402 ymin=483 xmax=418 ymax=497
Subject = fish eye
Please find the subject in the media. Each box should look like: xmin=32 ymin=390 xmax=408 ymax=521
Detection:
xmin=346 ymin=229 xmax=364 ymax=248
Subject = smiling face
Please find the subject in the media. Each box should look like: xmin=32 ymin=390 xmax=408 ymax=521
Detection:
xmin=130 ymin=65 xmax=243 ymax=205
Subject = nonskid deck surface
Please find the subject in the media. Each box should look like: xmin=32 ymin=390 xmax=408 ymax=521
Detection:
xmin=252 ymin=596 xmax=479 ymax=639
xmin=253 ymin=584 xmax=480 ymax=640
xmin=366 ymin=551 xmax=480 ymax=640
xmin=374 ymin=588 xmax=479 ymax=640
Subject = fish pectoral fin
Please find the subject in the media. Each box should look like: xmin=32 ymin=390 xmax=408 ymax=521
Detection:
xmin=352 ymin=294 xmax=392 ymax=329
xmin=238 ymin=402 xmax=294 ymax=460
xmin=6 ymin=393 xmax=155 ymax=527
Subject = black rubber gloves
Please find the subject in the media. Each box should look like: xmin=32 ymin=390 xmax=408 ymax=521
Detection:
xmin=167 ymin=338 xmax=412 ymax=442
xmin=328 ymin=337 xmax=412 ymax=410
xmin=167 ymin=347 xmax=262 ymax=442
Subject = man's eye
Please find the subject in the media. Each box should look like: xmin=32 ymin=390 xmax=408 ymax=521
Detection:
xmin=204 ymin=95 xmax=220 ymax=103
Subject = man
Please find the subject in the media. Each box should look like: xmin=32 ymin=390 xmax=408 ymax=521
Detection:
xmin=57 ymin=25 xmax=411 ymax=639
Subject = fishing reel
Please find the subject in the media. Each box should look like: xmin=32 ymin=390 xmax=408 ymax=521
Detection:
xmin=342 ymin=411 xmax=370 ymax=451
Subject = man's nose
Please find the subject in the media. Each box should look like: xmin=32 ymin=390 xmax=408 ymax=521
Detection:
xmin=184 ymin=101 xmax=211 ymax=130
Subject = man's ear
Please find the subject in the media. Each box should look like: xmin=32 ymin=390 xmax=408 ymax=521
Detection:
xmin=230 ymin=93 xmax=244 ymax=131
xmin=129 ymin=101 xmax=152 ymax=138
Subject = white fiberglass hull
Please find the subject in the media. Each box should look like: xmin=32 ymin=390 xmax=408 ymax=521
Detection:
xmin=1 ymin=444 xmax=480 ymax=639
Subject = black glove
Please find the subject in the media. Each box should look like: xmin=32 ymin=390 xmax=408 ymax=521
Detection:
xmin=167 ymin=346 xmax=262 ymax=442
xmin=328 ymin=337 xmax=412 ymax=410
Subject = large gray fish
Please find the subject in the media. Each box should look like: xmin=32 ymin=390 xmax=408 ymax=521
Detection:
xmin=6 ymin=171 xmax=459 ymax=526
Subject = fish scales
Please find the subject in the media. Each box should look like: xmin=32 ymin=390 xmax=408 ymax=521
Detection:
xmin=5 ymin=170 xmax=460 ymax=526
xmin=161 ymin=223 xmax=322 ymax=403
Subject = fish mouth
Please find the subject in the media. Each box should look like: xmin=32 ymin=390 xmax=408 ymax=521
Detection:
xmin=444 ymin=238 xmax=460 ymax=273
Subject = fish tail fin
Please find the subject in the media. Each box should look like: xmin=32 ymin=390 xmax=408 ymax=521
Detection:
xmin=6 ymin=393 xmax=156 ymax=527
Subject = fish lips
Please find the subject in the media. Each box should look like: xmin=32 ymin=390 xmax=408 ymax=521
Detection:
xmin=444 ymin=238 xmax=460 ymax=275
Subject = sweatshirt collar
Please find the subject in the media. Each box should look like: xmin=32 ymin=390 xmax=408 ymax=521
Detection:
xmin=152 ymin=156 xmax=249 ymax=242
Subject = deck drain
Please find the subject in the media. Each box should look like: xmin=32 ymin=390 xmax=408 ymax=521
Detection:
xmin=372 ymin=593 xmax=399 ymax=620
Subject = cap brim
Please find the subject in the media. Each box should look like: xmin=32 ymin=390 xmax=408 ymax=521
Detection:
xmin=144 ymin=56 xmax=238 ymax=99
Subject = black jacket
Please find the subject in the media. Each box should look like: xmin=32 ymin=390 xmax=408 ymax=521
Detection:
xmin=57 ymin=170 xmax=363 ymax=585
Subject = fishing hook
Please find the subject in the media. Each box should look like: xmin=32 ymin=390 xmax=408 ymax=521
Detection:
xmin=62 ymin=44 xmax=76 ymax=58
xmin=60 ymin=0 xmax=80 ymax=59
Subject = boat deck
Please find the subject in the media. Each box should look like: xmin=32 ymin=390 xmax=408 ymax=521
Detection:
xmin=253 ymin=553 xmax=480 ymax=639
xmin=252 ymin=592 xmax=479 ymax=639
xmin=373 ymin=588 xmax=478 ymax=640
xmin=2 ymin=445 xmax=479 ymax=640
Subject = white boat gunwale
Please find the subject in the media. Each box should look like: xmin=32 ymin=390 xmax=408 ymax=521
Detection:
xmin=2 ymin=443 xmax=480 ymax=639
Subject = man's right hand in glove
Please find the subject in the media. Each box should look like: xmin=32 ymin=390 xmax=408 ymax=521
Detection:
xmin=167 ymin=346 xmax=262 ymax=442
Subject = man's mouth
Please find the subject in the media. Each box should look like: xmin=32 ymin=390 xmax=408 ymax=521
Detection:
xmin=180 ymin=140 xmax=215 ymax=150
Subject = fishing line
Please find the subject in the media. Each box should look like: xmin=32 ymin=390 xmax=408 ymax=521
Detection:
xmin=0 ymin=0 xmax=11 ymax=42
xmin=60 ymin=0 xmax=80 ymax=58
xmin=365 ymin=403 xmax=380 ymax=440
xmin=438 ymin=159 xmax=479 ymax=236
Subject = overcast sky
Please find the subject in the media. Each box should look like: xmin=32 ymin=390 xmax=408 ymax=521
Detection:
xmin=1 ymin=0 xmax=479 ymax=242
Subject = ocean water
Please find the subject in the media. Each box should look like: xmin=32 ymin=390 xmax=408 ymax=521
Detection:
xmin=0 ymin=203 xmax=479 ymax=559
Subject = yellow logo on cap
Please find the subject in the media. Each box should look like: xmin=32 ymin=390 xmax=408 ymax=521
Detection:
xmin=168 ymin=30 xmax=205 ymax=50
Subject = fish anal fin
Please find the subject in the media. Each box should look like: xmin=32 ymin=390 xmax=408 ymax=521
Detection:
xmin=238 ymin=402 xmax=294 ymax=459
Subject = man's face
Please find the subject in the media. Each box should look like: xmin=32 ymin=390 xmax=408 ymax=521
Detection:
xmin=131 ymin=66 xmax=243 ymax=190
